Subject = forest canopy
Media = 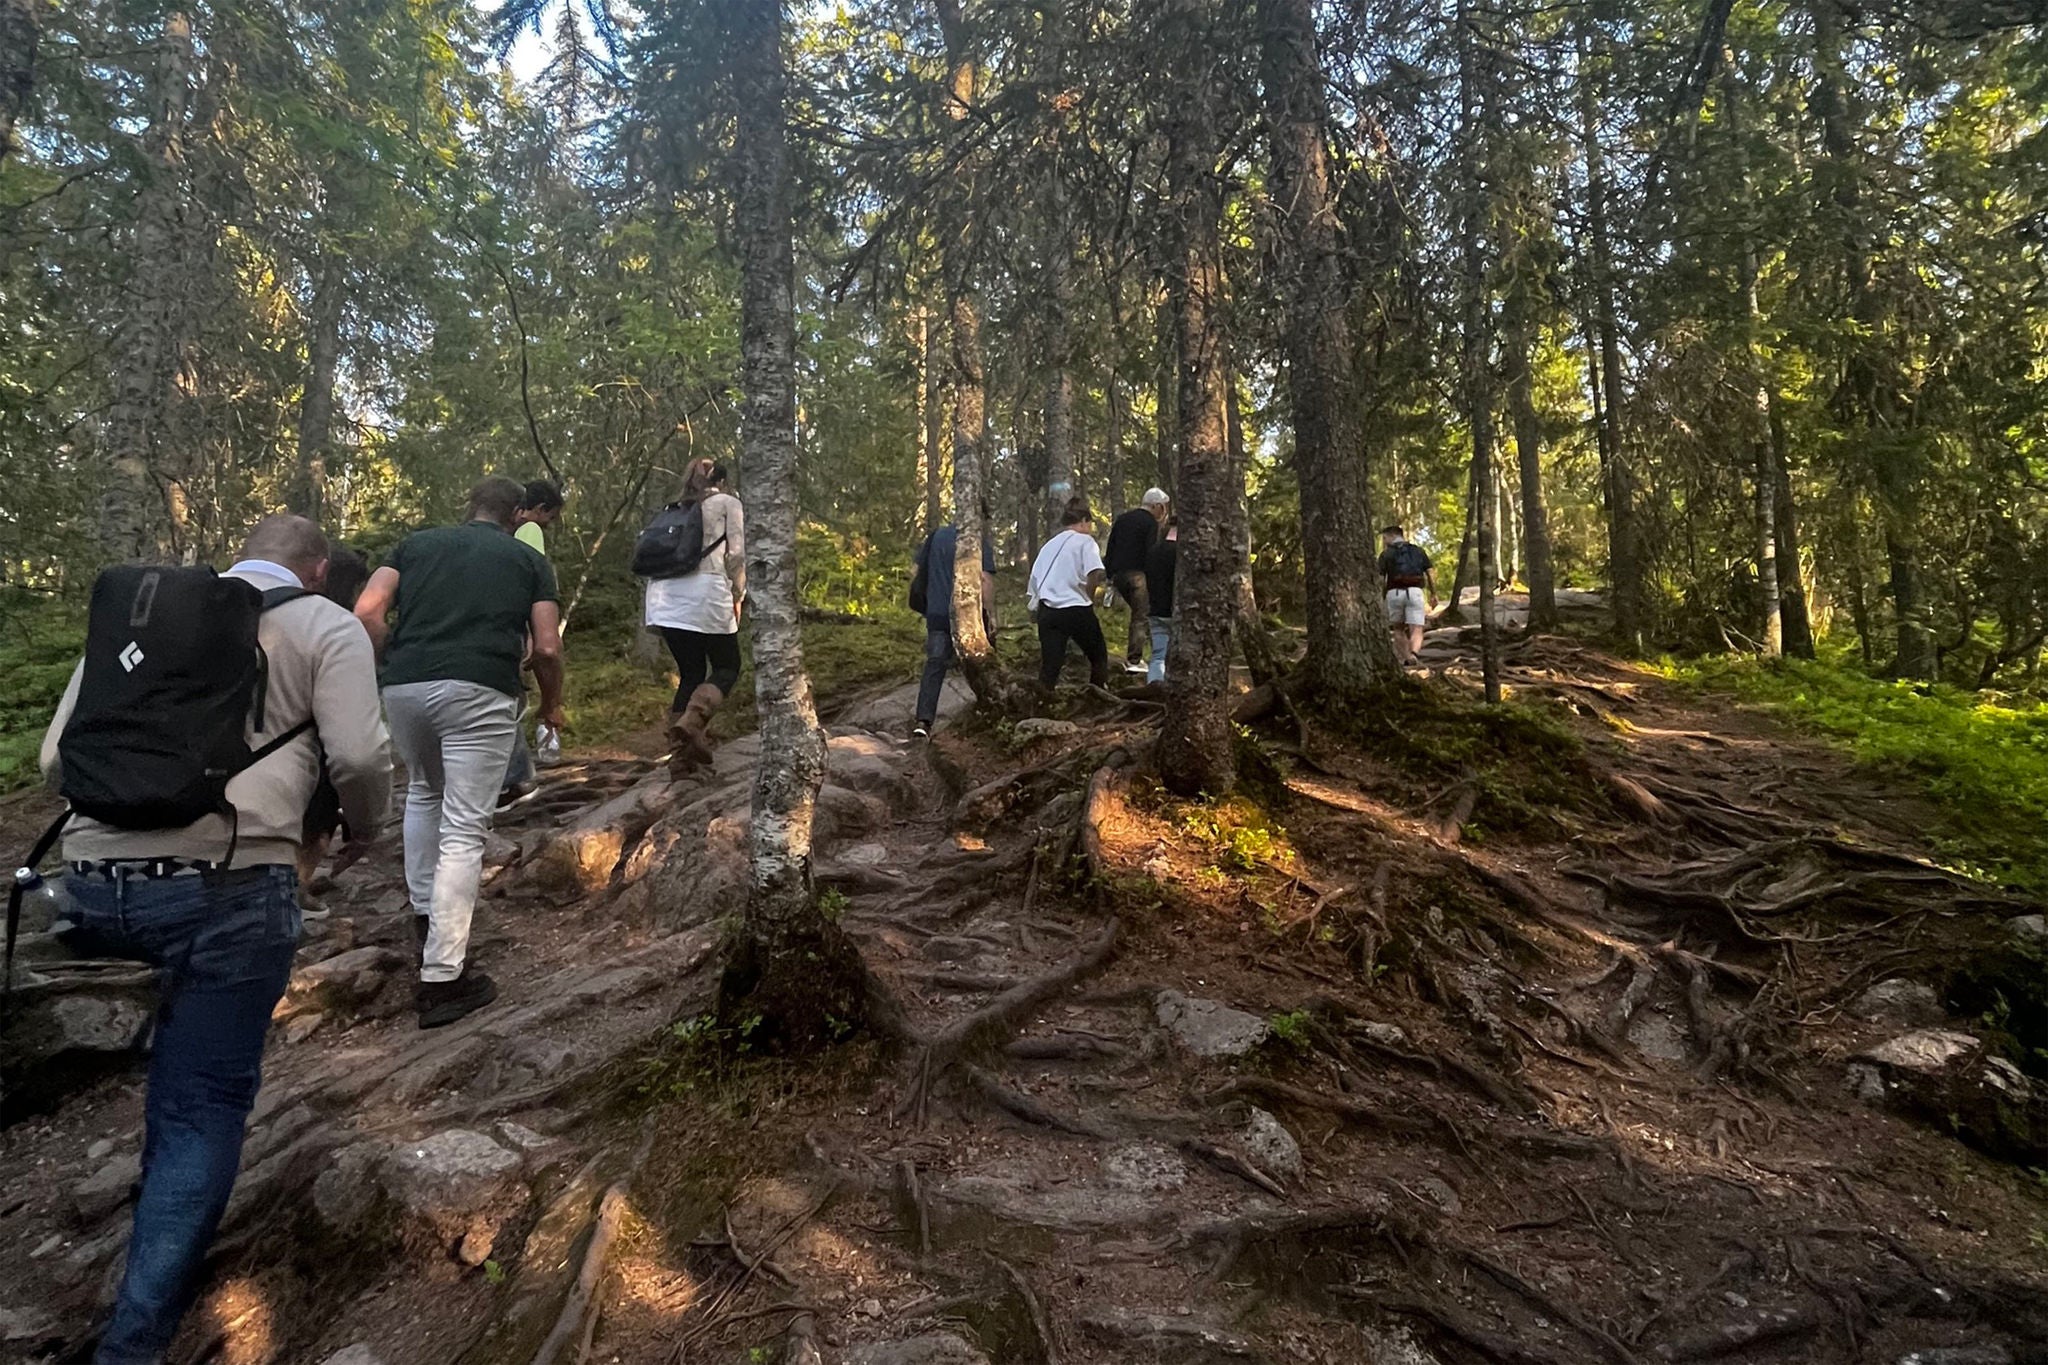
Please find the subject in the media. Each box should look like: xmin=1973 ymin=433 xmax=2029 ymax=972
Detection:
xmin=3 ymin=0 xmax=2046 ymax=689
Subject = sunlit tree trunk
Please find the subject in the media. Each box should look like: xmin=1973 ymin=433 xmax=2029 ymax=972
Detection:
xmin=1226 ymin=376 xmax=1282 ymax=686
xmin=99 ymin=11 xmax=196 ymax=561
xmin=1043 ymin=206 xmax=1075 ymax=525
xmin=1503 ymin=296 xmax=1556 ymax=631
xmin=0 ymin=0 xmax=35 ymax=166
xmin=1770 ymin=399 xmax=1815 ymax=657
xmin=292 ymin=255 xmax=344 ymax=523
xmin=1154 ymin=308 xmax=1177 ymax=495
xmin=1255 ymin=0 xmax=1400 ymax=701
xmin=1157 ymin=0 xmax=1240 ymax=797
xmin=716 ymin=0 xmax=865 ymax=1048
xmin=1457 ymin=0 xmax=1500 ymax=703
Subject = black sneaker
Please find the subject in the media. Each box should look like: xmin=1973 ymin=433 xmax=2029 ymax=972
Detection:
xmin=416 ymin=968 xmax=498 ymax=1029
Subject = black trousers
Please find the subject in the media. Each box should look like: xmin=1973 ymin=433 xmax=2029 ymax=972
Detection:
xmin=1113 ymin=570 xmax=1150 ymax=662
xmin=659 ymin=627 xmax=742 ymax=710
xmin=1035 ymin=605 xmax=1109 ymax=688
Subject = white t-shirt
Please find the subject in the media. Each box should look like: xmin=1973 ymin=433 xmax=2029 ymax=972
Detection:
xmin=1028 ymin=529 xmax=1104 ymax=611
xmin=644 ymin=493 xmax=745 ymax=635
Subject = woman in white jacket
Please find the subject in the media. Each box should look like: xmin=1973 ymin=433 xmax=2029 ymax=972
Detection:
xmin=645 ymin=459 xmax=745 ymax=777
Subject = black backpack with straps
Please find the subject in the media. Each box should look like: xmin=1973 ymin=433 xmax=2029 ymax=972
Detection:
xmin=7 ymin=566 xmax=317 ymax=995
xmin=631 ymin=499 xmax=726 ymax=580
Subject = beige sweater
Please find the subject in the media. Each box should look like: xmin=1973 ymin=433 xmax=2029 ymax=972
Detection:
xmin=41 ymin=566 xmax=394 ymax=868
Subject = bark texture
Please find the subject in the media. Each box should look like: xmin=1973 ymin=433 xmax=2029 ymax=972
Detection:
xmin=1255 ymin=0 xmax=1400 ymax=700
xmin=98 ymin=11 xmax=196 ymax=561
xmin=292 ymin=255 xmax=345 ymax=523
xmin=717 ymin=0 xmax=865 ymax=1049
xmin=1457 ymin=1 xmax=1501 ymax=703
xmin=1503 ymin=297 xmax=1557 ymax=632
xmin=0 ymin=0 xmax=35 ymax=166
xmin=1157 ymin=0 xmax=1241 ymax=797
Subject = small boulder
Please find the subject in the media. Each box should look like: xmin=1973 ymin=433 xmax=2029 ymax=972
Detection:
xmin=1356 ymin=1020 xmax=1410 ymax=1049
xmin=1012 ymin=717 xmax=1083 ymax=740
xmin=73 ymin=1152 xmax=141 ymax=1224
xmin=1852 ymin=979 xmax=1945 ymax=1029
xmin=1156 ymin=991 xmax=1270 ymax=1059
xmin=1861 ymin=1029 xmax=1981 ymax=1075
xmin=1081 ymin=1309 xmax=1257 ymax=1361
xmin=842 ymin=1334 xmax=991 ymax=1365
xmin=319 ymin=1347 xmax=388 ymax=1365
xmin=1241 ymin=1107 xmax=1303 ymax=1183
xmin=2007 ymin=914 xmax=2048 ymax=945
xmin=284 ymin=1012 xmax=327 ymax=1045
xmin=1855 ymin=1031 xmax=2048 ymax=1164
xmin=814 ymin=784 xmax=891 ymax=845
xmin=826 ymin=740 xmax=915 ymax=808
xmin=1102 ymin=1142 xmax=1189 ymax=1193
xmin=280 ymin=946 xmax=403 ymax=1020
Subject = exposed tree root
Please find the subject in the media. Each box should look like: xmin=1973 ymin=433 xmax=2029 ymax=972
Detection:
xmin=901 ymin=918 xmax=1121 ymax=1122
xmin=1075 ymin=750 xmax=1131 ymax=884
xmin=964 ymin=1065 xmax=1117 ymax=1138
xmin=1463 ymin=1249 xmax=1644 ymax=1365
xmin=990 ymin=1254 xmax=1062 ymax=1365
xmin=1178 ymin=1138 xmax=1287 ymax=1197
xmin=893 ymin=1159 xmax=931 ymax=1257
xmin=1352 ymin=1293 xmax=1581 ymax=1365
xmin=531 ymin=1185 xmax=627 ymax=1365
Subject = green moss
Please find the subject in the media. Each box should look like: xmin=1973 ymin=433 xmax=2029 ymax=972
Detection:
xmin=1662 ymin=652 xmax=2048 ymax=893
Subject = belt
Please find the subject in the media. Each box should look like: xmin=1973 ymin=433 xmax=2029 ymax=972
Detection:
xmin=71 ymin=857 xmax=223 ymax=880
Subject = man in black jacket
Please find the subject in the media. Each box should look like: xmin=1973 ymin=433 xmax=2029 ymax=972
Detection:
xmin=1103 ymin=487 xmax=1170 ymax=674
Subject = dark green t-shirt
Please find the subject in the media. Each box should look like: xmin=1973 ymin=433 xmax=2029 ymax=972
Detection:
xmin=379 ymin=520 xmax=559 ymax=697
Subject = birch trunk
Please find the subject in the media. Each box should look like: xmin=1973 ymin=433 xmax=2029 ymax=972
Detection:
xmin=1157 ymin=0 xmax=1241 ymax=797
xmin=1255 ymin=0 xmax=1400 ymax=702
xmin=716 ymin=0 xmax=865 ymax=1048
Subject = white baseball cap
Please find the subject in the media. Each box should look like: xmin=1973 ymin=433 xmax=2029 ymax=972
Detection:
xmin=1141 ymin=487 xmax=1170 ymax=507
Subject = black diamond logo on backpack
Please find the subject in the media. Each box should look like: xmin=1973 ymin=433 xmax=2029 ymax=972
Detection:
xmin=119 ymin=641 xmax=145 ymax=672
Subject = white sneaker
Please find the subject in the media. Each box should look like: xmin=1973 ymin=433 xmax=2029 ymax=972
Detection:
xmin=1124 ymin=661 xmax=1149 ymax=675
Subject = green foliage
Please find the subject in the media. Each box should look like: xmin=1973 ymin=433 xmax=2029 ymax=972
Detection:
xmin=1666 ymin=653 xmax=2048 ymax=894
xmin=0 ymin=592 xmax=84 ymax=794
xmin=1266 ymin=1009 xmax=1313 ymax=1049
xmin=1178 ymin=798 xmax=1293 ymax=874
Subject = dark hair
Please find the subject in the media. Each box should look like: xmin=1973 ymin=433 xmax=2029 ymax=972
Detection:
xmin=1060 ymin=497 xmax=1093 ymax=527
xmin=680 ymin=458 xmax=731 ymax=505
xmin=1381 ymin=524 xmax=1405 ymax=537
xmin=322 ymin=546 xmax=370 ymax=609
xmin=521 ymin=479 xmax=564 ymax=513
xmin=468 ymin=475 xmax=526 ymax=526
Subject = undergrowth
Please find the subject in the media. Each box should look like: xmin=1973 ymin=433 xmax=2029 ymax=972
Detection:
xmin=1663 ymin=652 xmax=2048 ymax=894
xmin=0 ymin=590 xmax=83 ymax=792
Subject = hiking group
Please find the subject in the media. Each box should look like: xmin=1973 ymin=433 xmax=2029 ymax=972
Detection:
xmin=13 ymin=458 xmax=1440 ymax=1363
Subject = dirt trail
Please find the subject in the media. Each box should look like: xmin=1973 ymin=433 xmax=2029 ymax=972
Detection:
xmin=5 ymin=618 xmax=2048 ymax=1365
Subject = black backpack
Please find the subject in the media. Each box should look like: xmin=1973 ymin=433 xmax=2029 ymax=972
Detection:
xmin=8 ymin=566 xmax=314 ymax=999
xmin=632 ymin=500 xmax=727 ymax=580
xmin=1385 ymin=541 xmax=1431 ymax=587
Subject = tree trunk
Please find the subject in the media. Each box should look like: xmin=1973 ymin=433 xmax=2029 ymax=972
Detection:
xmin=1255 ymin=0 xmax=1400 ymax=702
xmin=1226 ymin=378 xmax=1282 ymax=686
xmin=1043 ymin=219 xmax=1075 ymax=527
xmin=1157 ymin=0 xmax=1240 ymax=798
xmin=1576 ymin=25 xmax=1643 ymax=649
xmin=1105 ymin=368 xmax=1125 ymax=514
xmin=1457 ymin=0 xmax=1501 ymax=703
xmin=913 ymin=310 xmax=933 ymax=535
xmin=934 ymin=0 xmax=1002 ymax=704
xmin=1723 ymin=53 xmax=1781 ymax=658
xmin=716 ymin=0 xmax=865 ymax=1050
xmin=98 ymin=11 xmax=196 ymax=561
xmin=1442 ymin=458 xmax=1478 ymax=624
xmin=1503 ymin=299 xmax=1556 ymax=630
xmin=0 ymin=0 xmax=35 ymax=166
xmin=1770 ymin=398 xmax=1816 ymax=656
xmin=292 ymin=255 xmax=345 ymax=523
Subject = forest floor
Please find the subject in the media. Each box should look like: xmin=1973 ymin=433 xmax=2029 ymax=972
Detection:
xmin=5 ymin=597 xmax=2048 ymax=1365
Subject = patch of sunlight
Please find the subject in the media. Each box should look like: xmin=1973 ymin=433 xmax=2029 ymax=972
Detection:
xmin=205 ymin=1277 xmax=275 ymax=1365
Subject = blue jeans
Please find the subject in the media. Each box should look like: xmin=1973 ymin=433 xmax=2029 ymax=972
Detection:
xmin=61 ymin=865 xmax=300 ymax=1365
xmin=1148 ymin=616 xmax=1173 ymax=684
xmin=916 ymin=621 xmax=954 ymax=725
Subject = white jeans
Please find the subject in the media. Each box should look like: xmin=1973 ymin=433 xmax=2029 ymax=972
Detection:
xmin=383 ymin=679 xmax=519 ymax=983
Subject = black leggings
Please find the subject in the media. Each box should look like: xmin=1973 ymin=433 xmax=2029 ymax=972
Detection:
xmin=1035 ymin=605 xmax=1109 ymax=688
xmin=660 ymin=628 xmax=742 ymax=709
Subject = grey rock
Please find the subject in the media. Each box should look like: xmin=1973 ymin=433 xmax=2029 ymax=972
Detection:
xmin=86 ymin=1138 xmax=113 ymax=1161
xmin=1241 ymin=1108 xmax=1302 ymax=1183
xmin=842 ymin=1333 xmax=990 ymax=1365
xmin=1156 ymin=991 xmax=1270 ymax=1059
xmin=282 ymin=946 xmax=403 ymax=1019
xmin=29 ymin=1233 xmax=63 ymax=1259
xmin=1853 ymin=979 xmax=1945 ymax=1028
xmin=815 ymin=784 xmax=892 ymax=845
xmin=1627 ymin=1010 xmax=1691 ymax=1063
xmin=384 ymin=1130 xmax=521 ymax=1220
xmin=840 ymin=841 xmax=892 ymax=867
xmin=1896 ymin=1350 xmax=2013 ymax=1365
xmin=1356 ymin=1020 xmax=1409 ymax=1049
xmin=1081 ymin=1308 xmax=1256 ymax=1360
xmin=825 ymin=743 xmax=914 ymax=808
xmin=1847 ymin=1062 xmax=1888 ymax=1103
xmin=319 ymin=1347 xmax=388 ymax=1365
xmin=284 ymin=1012 xmax=326 ymax=1045
xmin=1012 ymin=717 xmax=1083 ymax=739
xmin=935 ymin=1173 xmax=1172 ymax=1233
xmin=1359 ymin=1325 xmax=1444 ymax=1365
xmin=1416 ymin=1175 xmax=1463 ymax=1217
xmin=491 ymin=1120 xmax=552 ymax=1152
xmin=2007 ymin=914 xmax=2047 ymax=945
xmin=73 ymin=1152 xmax=141 ymax=1223
xmin=1861 ymin=1029 xmax=1981 ymax=1075
xmin=1102 ymin=1141 xmax=1189 ymax=1192
xmin=311 ymin=1143 xmax=386 ymax=1233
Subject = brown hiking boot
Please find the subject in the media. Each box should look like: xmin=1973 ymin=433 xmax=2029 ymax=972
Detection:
xmin=668 ymin=684 xmax=724 ymax=779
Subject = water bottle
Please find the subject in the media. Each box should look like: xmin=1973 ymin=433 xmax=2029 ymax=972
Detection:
xmin=536 ymin=722 xmax=562 ymax=768
xmin=12 ymin=867 xmax=67 ymax=935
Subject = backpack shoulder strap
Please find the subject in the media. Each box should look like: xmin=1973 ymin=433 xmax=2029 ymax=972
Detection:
xmin=260 ymin=586 xmax=311 ymax=610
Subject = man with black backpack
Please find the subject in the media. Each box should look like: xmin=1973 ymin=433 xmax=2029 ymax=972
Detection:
xmin=32 ymin=514 xmax=391 ymax=1365
xmin=353 ymin=476 xmax=564 ymax=1028
xmin=1378 ymin=524 xmax=1437 ymax=666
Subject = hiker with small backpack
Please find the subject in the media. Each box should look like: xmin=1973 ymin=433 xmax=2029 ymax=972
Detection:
xmin=908 ymin=510 xmax=996 ymax=740
xmin=638 ymin=458 xmax=745 ymax=780
xmin=28 ymin=514 xmax=391 ymax=1365
xmin=1378 ymin=524 xmax=1436 ymax=666
xmin=353 ymin=476 xmax=564 ymax=1028
xmin=1026 ymin=497 xmax=1110 ymax=689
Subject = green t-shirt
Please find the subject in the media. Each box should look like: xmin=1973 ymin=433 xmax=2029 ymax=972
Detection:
xmin=515 ymin=521 xmax=546 ymax=555
xmin=380 ymin=520 xmax=559 ymax=697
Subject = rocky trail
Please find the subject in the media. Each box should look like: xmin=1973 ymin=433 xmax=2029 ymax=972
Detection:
xmin=6 ymin=610 xmax=2048 ymax=1365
